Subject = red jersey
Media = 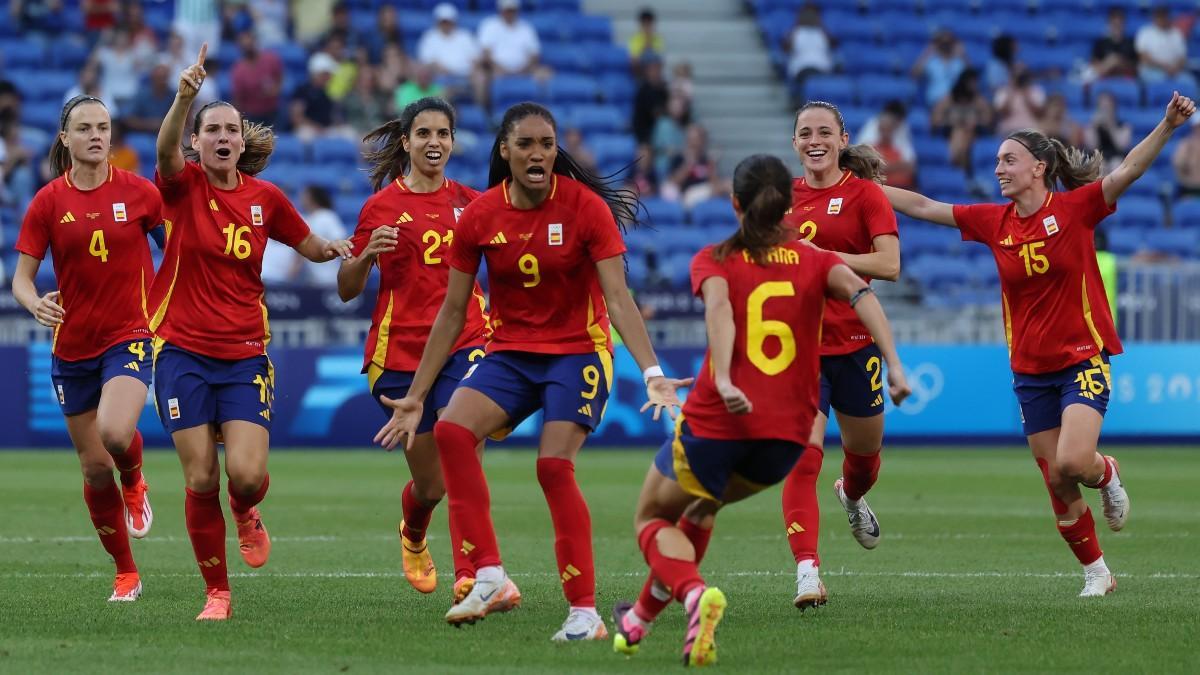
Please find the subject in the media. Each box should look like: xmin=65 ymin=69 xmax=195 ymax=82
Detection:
xmin=149 ymin=162 xmax=311 ymax=359
xmin=446 ymin=175 xmax=626 ymax=354
xmin=351 ymin=178 xmax=490 ymax=372
xmin=784 ymin=171 xmax=897 ymax=356
xmin=953 ymin=180 xmax=1122 ymax=374
xmin=684 ymin=242 xmax=843 ymax=445
xmin=15 ymin=167 xmax=161 ymax=361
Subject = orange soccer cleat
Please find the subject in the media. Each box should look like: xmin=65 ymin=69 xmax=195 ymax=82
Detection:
xmin=234 ymin=507 xmax=271 ymax=568
xmin=108 ymin=572 xmax=142 ymax=602
xmin=122 ymin=478 xmax=153 ymax=539
xmin=196 ymin=589 xmax=232 ymax=621
xmin=399 ymin=521 xmax=437 ymax=594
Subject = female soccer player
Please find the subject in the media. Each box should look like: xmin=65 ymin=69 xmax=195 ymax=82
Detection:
xmin=151 ymin=44 xmax=352 ymax=620
xmin=611 ymin=153 xmax=909 ymax=665
xmin=339 ymin=97 xmax=488 ymax=602
xmin=884 ymin=92 xmax=1196 ymax=597
xmin=12 ymin=95 xmax=160 ymax=603
xmin=780 ymin=101 xmax=901 ymax=609
xmin=378 ymin=102 xmax=687 ymax=641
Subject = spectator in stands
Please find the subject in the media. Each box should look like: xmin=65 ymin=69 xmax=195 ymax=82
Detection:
xmin=859 ymin=101 xmax=917 ymax=190
xmin=417 ymin=4 xmax=483 ymax=103
xmin=993 ymin=65 xmax=1046 ymax=136
xmin=632 ymin=56 xmax=669 ymax=145
xmin=82 ymin=0 xmax=118 ymax=32
xmin=365 ymin=4 xmax=405 ymax=64
xmin=250 ymin=0 xmax=289 ymax=47
xmin=260 ymin=237 xmax=303 ymax=284
xmin=290 ymin=52 xmax=354 ymax=141
xmin=563 ymin=127 xmax=598 ymax=174
xmin=627 ymin=143 xmax=659 ymax=197
xmin=107 ymin=118 xmax=139 ymax=173
xmin=9 ymin=0 xmax=64 ymax=36
xmin=671 ymin=61 xmax=694 ymax=107
xmin=343 ymin=65 xmax=388 ymax=133
xmin=300 ymin=185 xmax=348 ymax=286
xmin=628 ymin=7 xmax=665 ymax=75
xmin=663 ymin=123 xmax=728 ymax=209
xmin=394 ymin=63 xmax=444 ymax=115
xmin=0 ymin=101 xmax=35 ymax=210
xmin=172 ymin=0 xmax=220 ymax=61
xmin=320 ymin=1 xmax=362 ymax=52
xmin=219 ymin=2 xmax=253 ymax=45
xmin=64 ymin=62 xmax=116 ymax=118
xmin=1172 ymin=116 xmax=1200 ymax=199
xmin=931 ymin=68 xmax=992 ymax=171
xmin=123 ymin=1 xmax=160 ymax=65
xmin=124 ymin=59 xmax=176 ymax=134
xmin=478 ymin=0 xmax=546 ymax=80
xmin=92 ymin=28 xmax=144 ymax=112
xmin=912 ymin=29 xmax=967 ymax=106
xmin=376 ymin=42 xmax=409 ymax=96
xmin=783 ymin=3 xmax=833 ymax=105
xmin=1040 ymin=92 xmax=1085 ymax=149
xmin=1084 ymin=91 xmax=1131 ymax=172
xmin=1087 ymin=8 xmax=1138 ymax=82
xmin=1135 ymin=7 xmax=1193 ymax=85
xmin=316 ymin=35 xmax=359 ymax=102
xmin=653 ymin=94 xmax=689 ymax=178
xmin=230 ymin=29 xmax=284 ymax=126
xmin=985 ymin=35 xmax=1016 ymax=93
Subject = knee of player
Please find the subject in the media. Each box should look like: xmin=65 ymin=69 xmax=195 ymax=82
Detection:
xmin=79 ymin=458 xmax=115 ymax=486
xmin=97 ymin=425 xmax=134 ymax=457
xmin=414 ymin=481 xmax=445 ymax=505
xmin=227 ymin=468 xmax=267 ymax=496
xmin=1056 ymin=454 xmax=1093 ymax=483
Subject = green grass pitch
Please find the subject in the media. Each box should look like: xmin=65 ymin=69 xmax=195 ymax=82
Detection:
xmin=1 ymin=447 xmax=1197 ymax=673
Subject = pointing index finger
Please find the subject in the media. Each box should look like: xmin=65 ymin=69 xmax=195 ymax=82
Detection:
xmin=196 ymin=42 xmax=208 ymax=67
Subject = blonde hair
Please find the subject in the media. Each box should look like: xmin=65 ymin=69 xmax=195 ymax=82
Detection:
xmin=184 ymin=101 xmax=275 ymax=175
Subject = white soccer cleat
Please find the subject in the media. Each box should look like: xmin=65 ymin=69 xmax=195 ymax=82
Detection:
xmin=122 ymin=478 xmax=153 ymax=539
xmin=552 ymin=608 xmax=609 ymax=642
xmin=833 ymin=477 xmax=880 ymax=549
xmin=793 ymin=565 xmax=828 ymax=611
xmin=1079 ymin=568 xmax=1117 ymax=597
xmin=108 ymin=573 xmax=142 ymax=602
xmin=1099 ymin=456 xmax=1129 ymax=532
xmin=444 ymin=575 xmax=521 ymax=626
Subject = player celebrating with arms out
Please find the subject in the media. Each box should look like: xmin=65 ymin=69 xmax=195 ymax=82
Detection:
xmin=611 ymin=154 xmax=909 ymax=665
xmin=884 ymin=91 xmax=1196 ymax=596
xmin=339 ymin=97 xmax=487 ymax=602
xmin=378 ymin=102 xmax=688 ymax=641
xmin=780 ymin=101 xmax=901 ymax=609
xmin=151 ymin=44 xmax=352 ymax=620
xmin=12 ymin=95 xmax=162 ymax=602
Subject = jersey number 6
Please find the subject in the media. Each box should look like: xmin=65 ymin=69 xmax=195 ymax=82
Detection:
xmin=746 ymin=281 xmax=797 ymax=376
xmin=222 ymin=224 xmax=252 ymax=260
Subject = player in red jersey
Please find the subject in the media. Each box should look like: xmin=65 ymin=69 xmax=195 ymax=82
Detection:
xmin=149 ymin=45 xmax=352 ymax=620
xmin=779 ymin=101 xmax=901 ymax=609
xmin=886 ymin=92 xmax=1196 ymax=597
xmin=11 ymin=95 xmax=161 ymax=603
xmin=378 ymin=102 xmax=688 ymax=640
xmin=610 ymin=154 xmax=909 ymax=665
xmin=338 ymin=97 xmax=488 ymax=602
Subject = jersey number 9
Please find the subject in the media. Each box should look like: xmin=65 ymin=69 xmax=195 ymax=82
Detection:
xmin=519 ymin=253 xmax=541 ymax=288
xmin=746 ymin=281 xmax=797 ymax=376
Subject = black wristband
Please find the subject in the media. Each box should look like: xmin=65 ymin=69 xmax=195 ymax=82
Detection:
xmin=848 ymin=286 xmax=874 ymax=307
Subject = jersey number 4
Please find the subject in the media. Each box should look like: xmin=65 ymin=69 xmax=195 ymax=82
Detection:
xmin=746 ymin=281 xmax=797 ymax=376
xmin=89 ymin=229 xmax=109 ymax=263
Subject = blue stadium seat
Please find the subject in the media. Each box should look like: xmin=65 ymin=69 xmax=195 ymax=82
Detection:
xmin=455 ymin=104 xmax=487 ymax=133
xmin=590 ymin=133 xmax=636 ymax=169
xmin=52 ymin=39 xmax=91 ymax=70
xmin=125 ymin=133 xmax=158 ymax=169
xmin=599 ymin=74 xmax=635 ymax=106
xmin=840 ymin=42 xmax=898 ymax=75
xmin=1113 ymin=197 xmax=1163 ymax=229
xmin=311 ymin=137 xmax=360 ymax=167
xmin=1145 ymin=228 xmax=1200 ymax=257
xmin=20 ymin=101 xmax=60 ymax=133
xmin=913 ymin=136 xmax=951 ymax=167
xmin=804 ymin=76 xmax=856 ymax=106
xmin=334 ymin=194 xmax=366 ymax=226
xmin=1173 ymin=200 xmax=1200 ymax=228
xmin=567 ymin=105 xmax=626 ymax=133
xmin=528 ymin=12 xmax=577 ymax=43
xmin=0 ymin=38 xmax=46 ymax=69
xmin=534 ymin=0 xmax=583 ymax=11
xmin=876 ymin=12 xmax=932 ymax=43
xmin=1145 ymin=79 xmax=1197 ymax=106
xmin=1106 ymin=228 xmax=1143 ymax=255
xmin=490 ymin=76 xmax=540 ymax=111
xmin=574 ymin=15 xmax=613 ymax=44
xmin=546 ymin=75 xmax=598 ymax=105
xmin=1091 ymin=79 xmax=1142 ymax=108
xmin=689 ymin=198 xmax=738 ymax=228
xmin=857 ymin=76 xmax=917 ymax=107
xmin=540 ymin=45 xmax=591 ymax=75
xmin=919 ymin=166 xmax=968 ymax=196
xmin=273 ymin=134 xmax=307 ymax=165
xmin=590 ymin=44 xmax=631 ymax=74
xmin=641 ymin=197 xmax=687 ymax=228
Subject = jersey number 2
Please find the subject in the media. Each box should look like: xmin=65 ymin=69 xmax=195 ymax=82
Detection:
xmin=89 ymin=229 xmax=109 ymax=263
xmin=746 ymin=281 xmax=797 ymax=376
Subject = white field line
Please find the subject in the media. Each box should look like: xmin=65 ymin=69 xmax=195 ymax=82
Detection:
xmin=1 ymin=569 xmax=1197 ymax=580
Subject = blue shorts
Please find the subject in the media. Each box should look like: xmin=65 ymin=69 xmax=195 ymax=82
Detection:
xmin=1014 ymin=352 xmax=1112 ymax=436
xmin=458 ymin=350 xmax=613 ymax=432
xmin=51 ymin=339 xmax=153 ymax=416
xmin=654 ymin=416 xmax=806 ymax=502
xmin=819 ymin=343 xmax=885 ymax=418
xmin=368 ymin=346 xmax=487 ymax=434
xmin=152 ymin=341 xmax=274 ymax=434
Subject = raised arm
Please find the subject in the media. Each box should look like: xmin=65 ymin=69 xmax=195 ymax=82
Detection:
xmin=881 ymin=185 xmax=958 ymax=228
xmin=1102 ymin=91 xmax=1196 ymax=206
xmin=827 ymin=264 xmax=910 ymax=406
xmin=157 ymin=43 xmax=207 ymax=178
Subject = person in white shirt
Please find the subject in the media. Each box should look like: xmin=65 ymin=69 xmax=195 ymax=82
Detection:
xmin=478 ymin=0 xmax=545 ymax=77
xmin=417 ymin=3 xmax=488 ymax=104
xmin=1135 ymin=7 xmax=1194 ymax=84
xmin=784 ymin=5 xmax=832 ymax=82
xmin=300 ymin=185 xmax=348 ymax=286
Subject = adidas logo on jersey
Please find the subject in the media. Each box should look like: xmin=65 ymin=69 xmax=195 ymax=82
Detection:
xmin=124 ymin=361 xmax=140 ymax=372
xmin=259 ymin=409 xmax=271 ymax=420
xmin=577 ymin=403 xmax=593 ymax=417
xmin=396 ymin=212 xmax=414 ymax=224
xmin=871 ymin=393 xmax=883 ymax=407
xmin=490 ymin=232 xmax=508 ymax=245
xmin=60 ymin=212 xmax=76 ymax=223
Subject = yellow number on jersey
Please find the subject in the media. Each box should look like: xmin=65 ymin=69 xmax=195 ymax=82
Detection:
xmin=1018 ymin=241 xmax=1049 ymax=276
xmin=422 ymin=229 xmax=451 ymax=265
xmin=222 ymin=224 xmax=252 ymax=259
xmin=127 ymin=341 xmax=146 ymax=361
xmin=798 ymin=220 xmax=818 ymax=242
xmin=865 ymin=355 xmax=882 ymax=391
xmin=1074 ymin=367 xmax=1106 ymax=399
xmin=88 ymin=229 xmax=109 ymax=263
xmin=746 ymin=281 xmax=797 ymax=376
xmin=581 ymin=365 xmax=600 ymax=400
xmin=519 ymin=253 xmax=541 ymax=288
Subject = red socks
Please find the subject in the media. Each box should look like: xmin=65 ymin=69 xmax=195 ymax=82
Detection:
xmin=83 ymin=481 xmax=136 ymax=574
xmin=400 ymin=480 xmax=435 ymax=542
xmin=842 ymin=448 xmax=881 ymax=502
xmin=1058 ymin=508 xmax=1103 ymax=566
xmin=434 ymin=421 xmax=501 ymax=569
xmin=1035 ymin=458 xmax=1069 ymax=515
xmin=633 ymin=516 xmax=712 ymax=622
xmin=111 ymin=430 xmax=143 ymax=488
xmin=1085 ymin=455 xmax=1114 ymax=489
xmin=185 ymin=487 xmax=229 ymax=592
xmin=781 ymin=444 xmax=824 ymax=565
xmin=537 ymin=457 xmax=596 ymax=608
xmin=638 ymin=519 xmax=704 ymax=603
xmin=228 ymin=474 xmax=269 ymax=517
xmin=447 ymin=507 xmax=474 ymax=582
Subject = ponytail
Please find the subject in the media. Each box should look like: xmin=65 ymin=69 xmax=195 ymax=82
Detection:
xmin=362 ymin=97 xmax=457 ymax=192
xmin=839 ymin=144 xmax=886 ymax=183
xmin=1007 ymin=128 xmax=1102 ymax=191
xmin=48 ymin=95 xmax=107 ymax=178
xmin=713 ymin=154 xmax=793 ymax=265
xmin=488 ymin=101 xmax=642 ymax=229
xmin=184 ymin=101 xmax=274 ymax=176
